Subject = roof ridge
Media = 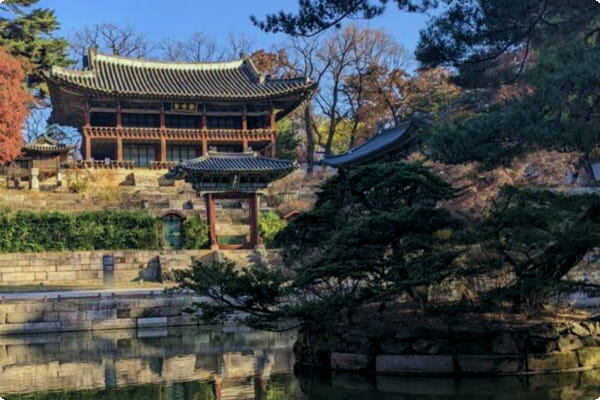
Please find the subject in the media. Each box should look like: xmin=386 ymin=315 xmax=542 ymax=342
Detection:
xmin=92 ymin=51 xmax=247 ymax=71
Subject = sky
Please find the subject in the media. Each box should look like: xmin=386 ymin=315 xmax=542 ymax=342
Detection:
xmin=38 ymin=0 xmax=433 ymax=61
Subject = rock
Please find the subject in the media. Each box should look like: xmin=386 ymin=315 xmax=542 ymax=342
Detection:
xmin=570 ymin=322 xmax=591 ymax=338
xmin=577 ymin=347 xmax=600 ymax=368
xmin=376 ymin=354 xmax=454 ymax=375
xmin=557 ymin=334 xmax=583 ymax=352
xmin=491 ymin=333 xmax=519 ymax=355
xmin=380 ymin=340 xmax=410 ymax=354
xmin=458 ymin=355 xmax=524 ymax=374
xmin=530 ymin=324 xmax=560 ymax=340
xmin=528 ymin=337 xmax=558 ymax=353
xmin=330 ymin=352 xmax=370 ymax=371
xmin=454 ymin=341 xmax=488 ymax=355
xmin=527 ymin=353 xmax=579 ymax=372
xmin=412 ymin=339 xmax=433 ymax=353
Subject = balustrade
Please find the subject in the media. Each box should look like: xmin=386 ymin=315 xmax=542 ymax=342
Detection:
xmin=84 ymin=126 xmax=275 ymax=141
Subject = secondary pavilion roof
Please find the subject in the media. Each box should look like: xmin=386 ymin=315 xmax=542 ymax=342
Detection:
xmin=22 ymin=136 xmax=73 ymax=155
xmin=323 ymin=123 xmax=412 ymax=168
xmin=46 ymin=49 xmax=316 ymax=101
xmin=166 ymin=151 xmax=297 ymax=191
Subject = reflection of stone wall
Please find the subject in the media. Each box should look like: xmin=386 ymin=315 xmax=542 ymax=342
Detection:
xmin=296 ymin=309 xmax=600 ymax=376
xmin=0 ymin=249 xmax=214 ymax=286
xmin=0 ymin=327 xmax=295 ymax=397
xmin=0 ymin=294 xmax=197 ymax=335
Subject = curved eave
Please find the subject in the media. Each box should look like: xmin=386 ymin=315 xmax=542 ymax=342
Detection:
xmin=324 ymin=123 xmax=412 ymax=168
xmin=45 ymin=72 xmax=316 ymax=102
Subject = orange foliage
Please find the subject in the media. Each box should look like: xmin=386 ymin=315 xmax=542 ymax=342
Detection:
xmin=0 ymin=47 xmax=30 ymax=163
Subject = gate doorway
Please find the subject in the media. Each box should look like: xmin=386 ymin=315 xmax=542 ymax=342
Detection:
xmin=160 ymin=211 xmax=185 ymax=249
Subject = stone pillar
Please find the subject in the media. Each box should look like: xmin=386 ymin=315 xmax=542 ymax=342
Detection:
xmin=56 ymin=171 xmax=64 ymax=186
xmin=206 ymin=194 xmax=218 ymax=250
xmin=30 ymin=168 xmax=39 ymax=191
xmin=116 ymin=137 xmax=123 ymax=162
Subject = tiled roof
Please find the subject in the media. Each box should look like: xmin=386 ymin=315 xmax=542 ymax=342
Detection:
xmin=166 ymin=152 xmax=297 ymax=181
xmin=22 ymin=136 xmax=73 ymax=154
xmin=45 ymin=49 xmax=316 ymax=100
xmin=323 ymin=123 xmax=412 ymax=168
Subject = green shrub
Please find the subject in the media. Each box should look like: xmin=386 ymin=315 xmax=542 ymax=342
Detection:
xmin=183 ymin=214 xmax=210 ymax=249
xmin=259 ymin=211 xmax=287 ymax=248
xmin=0 ymin=208 xmax=159 ymax=253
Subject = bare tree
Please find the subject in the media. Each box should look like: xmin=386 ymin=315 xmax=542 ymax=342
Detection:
xmin=70 ymin=23 xmax=152 ymax=65
xmin=280 ymin=36 xmax=330 ymax=172
xmin=182 ymin=32 xmax=223 ymax=62
xmin=157 ymin=38 xmax=186 ymax=61
xmin=225 ymin=33 xmax=256 ymax=59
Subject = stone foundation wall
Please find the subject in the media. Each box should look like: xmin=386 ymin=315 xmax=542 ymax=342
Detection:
xmin=0 ymin=294 xmax=198 ymax=335
xmin=0 ymin=249 xmax=214 ymax=286
xmin=295 ymin=310 xmax=600 ymax=376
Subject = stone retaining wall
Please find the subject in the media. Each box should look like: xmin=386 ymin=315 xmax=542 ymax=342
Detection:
xmin=0 ymin=294 xmax=198 ymax=335
xmin=0 ymin=249 xmax=214 ymax=286
xmin=295 ymin=309 xmax=600 ymax=376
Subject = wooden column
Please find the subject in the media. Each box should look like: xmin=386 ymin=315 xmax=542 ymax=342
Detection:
xmin=116 ymin=103 xmax=122 ymax=127
xmin=202 ymin=138 xmax=208 ymax=155
xmin=270 ymin=133 xmax=277 ymax=158
xmin=85 ymin=136 xmax=92 ymax=161
xmin=84 ymin=104 xmax=91 ymax=127
xmin=242 ymin=106 xmax=248 ymax=131
xmin=160 ymin=137 xmax=167 ymax=163
xmin=206 ymin=194 xmax=218 ymax=249
xmin=83 ymin=103 xmax=91 ymax=160
xmin=269 ymin=108 xmax=276 ymax=130
xmin=116 ymin=137 xmax=123 ymax=162
xmin=202 ymin=104 xmax=207 ymax=130
xmin=249 ymin=193 xmax=260 ymax=247
xmin=160 ymin=105 xmax=165 ymax=129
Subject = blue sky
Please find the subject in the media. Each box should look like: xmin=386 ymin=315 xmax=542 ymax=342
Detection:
xmin=38 ymin=0 xmax=432 ymax=59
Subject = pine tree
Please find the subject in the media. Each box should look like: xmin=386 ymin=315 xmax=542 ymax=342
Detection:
xmin=0 ymin=0 xmax=70 ymax=92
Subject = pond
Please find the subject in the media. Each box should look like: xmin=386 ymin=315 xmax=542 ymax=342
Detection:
xmin=0 ymin=326 xmax=599 ymax=400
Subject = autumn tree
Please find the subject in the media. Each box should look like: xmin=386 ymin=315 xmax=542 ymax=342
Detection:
xmin=0 ymin=48 xmax=31 ymax=163
xmin=0 ymin=0 xmax=70 ymax=91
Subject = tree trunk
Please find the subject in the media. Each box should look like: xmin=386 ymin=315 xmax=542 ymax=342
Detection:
xmin=304 ymin=102 xmax=315 ymax=175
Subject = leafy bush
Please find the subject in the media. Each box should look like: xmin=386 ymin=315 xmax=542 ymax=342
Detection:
xmin=259 ymin=211 xmax=287 ymax=248
xmin=0 ymin=208 xmax=159 ymax=253
xmin=182 ymin=214 xmax=210 ymax=249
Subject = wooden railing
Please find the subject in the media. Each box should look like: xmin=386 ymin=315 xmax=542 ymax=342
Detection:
xmin=65 ymin=160 xmax=136 ymax=169
xmin=150 ymin=161 xmax=178 ymax=170
xmin=84 ymin=127 xmax=275 ymax=141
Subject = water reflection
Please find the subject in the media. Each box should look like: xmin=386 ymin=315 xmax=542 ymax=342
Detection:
xmin=1 ymin=327 xmax=600 ymax=400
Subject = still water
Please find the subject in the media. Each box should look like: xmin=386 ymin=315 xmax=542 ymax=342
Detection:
xmin=0 ymin=326 xmax=599 ymax=400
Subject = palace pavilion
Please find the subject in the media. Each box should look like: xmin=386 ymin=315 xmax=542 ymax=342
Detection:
xmin=45 ymin=49 xmax=316 ymax=249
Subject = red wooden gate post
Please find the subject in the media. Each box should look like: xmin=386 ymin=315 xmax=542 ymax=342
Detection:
xmin=206 ymin=193 xmax=218 ymax=249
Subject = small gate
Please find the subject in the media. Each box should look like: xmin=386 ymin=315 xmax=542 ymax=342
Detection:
xmin=162 ymin=212 xmax=184 ymax=249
